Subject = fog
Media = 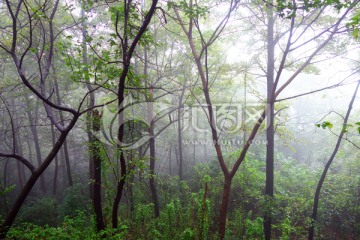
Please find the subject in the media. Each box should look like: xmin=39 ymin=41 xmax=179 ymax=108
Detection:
xmin=0 ymin=0 xmax=359 ymax=239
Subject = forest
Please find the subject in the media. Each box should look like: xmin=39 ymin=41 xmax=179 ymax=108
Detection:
xmin=0 ymin=0 xmax=360 ymax=239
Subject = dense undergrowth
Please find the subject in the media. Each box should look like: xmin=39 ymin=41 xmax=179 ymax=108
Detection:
xmin=3 ymin=154 xmax=360 ymax=239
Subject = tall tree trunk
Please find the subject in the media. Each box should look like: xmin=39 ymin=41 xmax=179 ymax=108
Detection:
xmin=145 ymin=39 xmax=160 ymax=216
xmin=25 ymin=129 xmax=34 ymax=166
xmin=80 ymin=6 xmax=104 ymax=230
xmin=149 ymin=135 xmax=160 ymax=217
xmin=51 ymin=124 xmax=59 ymax=195
xmin=52 ymin=76 xmax=73 ymax=187
xmin=24 ymin=95 xmax=46 ymax=192
xmin=2 ymin=160 xmax=10 ymax=212
xmin=92 ymin=110 xmax=105 ymax=231
xmin=111 ymin=150 xmax=126 ymax=228
xmin=128 ymin=151 xmax=135 ymax=215
xmin=177 ymin=92 xmax=184 ymax=180
xmin=112 ymin=75 xmax=127 ymax=228
xmin=218 ymin=175 xmax=232 ymax=238
xmin=168 ymin=144 xmax=172 ymax=175
xmin=62 ymin=140 xmax=73 ymax=186
xmin=14 ymin=130 xmax=25 ymax=188
xmin=15 ymin=161 xmax=24 ymax=188
xmin=264 ymin=4 xmax=275 ymax=240
xmin=111 ymin=0 xmax=159 ymax=228
xmin=308 ymin=81 xmax=360 ymax=240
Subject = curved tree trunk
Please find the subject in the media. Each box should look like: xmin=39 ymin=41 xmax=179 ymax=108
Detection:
xmin=308 ymin=81 xmax=360 ymax=240
xmin=112 ymin=151 xmax=127 ymax=228
xmin=111 ymin=0 xmax=159 ymax=228
xmin=0 ymin=118 xmax=78 ymax=238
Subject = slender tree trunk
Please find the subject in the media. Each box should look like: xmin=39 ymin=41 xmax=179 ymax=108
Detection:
xmin=111 ymin=0 xmax=159 ymax=228
xmin=199 ymin=182 xmax=208 ymax=240
xmin=149 ymin=136 xmax=160 ymax=217
xmin=59 ymin=142 xmax=67 ymax=189
xmin=144 ymin=43 xmax=160 ymax=217
xmin=111 ymin=150 xmax=126 ymax=228
xmin=168 ymin=144 xmax=172 ymax=175
xmin=25 ymin=130 xmax=33 ymax=164
xmin=128 ymin=153 xmax=135 ymax=215
xmin=14 ymin=132 xmax=25 ymax=188
xmin=264 ymin=4 xmax=275 ymax=239
xmin=92 ymin=110 xmax=105 ymax=231
xmin=51 ymin=124 xmax=59 ymax=195
xmin=24 ymin=95 xmax=46 ymax=192
xmin=112 ymin=80 xmax=127 ymax=228
xmin=177 ymin=93 xmax=184 ymax=180
xmin=15 ymin=162 xmax=24 ymax=188
xmin=62 ymin=140 xmax=73 ymax=186
xmin=308 ymin=81 xmax=360 ymax=240
xmin=218 ymin=175 xmax=232 ymax=239
xmin=53 ymin=76 xmax=73 ymax=187
xmin=80 ymin=6 xmax=104 ymax=230
xmin=146 ymin=39 xmax=160 ymax=215
xmin=2 ymin=160 xmax=9 ymax=212
xmin=148 ymin=96 xmax=160 ymax=217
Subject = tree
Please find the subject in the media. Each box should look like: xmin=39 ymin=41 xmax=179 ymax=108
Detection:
xmin=109 ymin=0 xmax=160 ymax=228
xmin=0 ymin=0 xmax=112 ymax=236
xmin=309 ymin=81 xmax=360 ymax=239
xmin=171 ymin=0 xmax=357 ymax=238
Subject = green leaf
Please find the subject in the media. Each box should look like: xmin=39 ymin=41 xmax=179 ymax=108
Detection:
xmin=0 ymin=185 xmax=15 ymax=196
xmin=342 ymin=124 xmax=353 ymax=133
xmin=316 ymin=121 xmax=333 ymax=129
xmin=342 ymin=125 xmax=348 ymax=133
xmin=29 ymin=47 xmax=37 ymax=54
xmin=353 ymin=28 xmax=359 ymax=38
xmin=319 ymin=121 xmax=333 ymax=129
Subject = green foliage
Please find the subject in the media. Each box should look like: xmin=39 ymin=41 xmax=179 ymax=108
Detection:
xmin=58 ymin=184 xmax=89 ymax=221
xmin=7 ymin=152 xmax=360 ymax=239
xmin=316 ymin=121 xmax=360 ymax=133
xmin=108 ymin=1 xmax=155 ymax=47
xmin=276 ymin=0 xmax=352 ymax=19
xmin=8 ymin=211 xmax=97 ymax=240
xmin=316 ymin=121 xmax=333 ymax=129
xmin=244 ymin=216 xmax=264 ymax=239
xmin=347 ymin=12 xmax=360 ymax=38
xmin=168 ymin=1 xmax=209 ymax=19
xmin=18 ymin=198 xmax=58 ymax=227
xmin=14 ymin=184 xmax=90 ymax=228
xmin=0 ymin=185 xmax=15 ymax=196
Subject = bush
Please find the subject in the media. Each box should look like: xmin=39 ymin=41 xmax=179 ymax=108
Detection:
xmin=17 ymin=197 xmax=58 ymax=226
xmin=57 ymin=184 xmax=89 ymax=221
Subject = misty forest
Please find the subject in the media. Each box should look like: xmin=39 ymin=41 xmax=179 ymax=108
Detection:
xmin=1 ymin=0 xmax=360 ymax=239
